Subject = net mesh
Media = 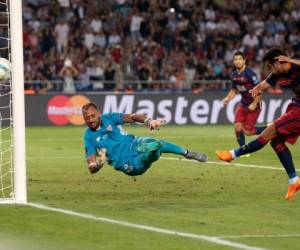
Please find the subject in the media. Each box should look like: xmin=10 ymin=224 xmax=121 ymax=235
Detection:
xmin=0 ymin=0 xmax=14 ymax=202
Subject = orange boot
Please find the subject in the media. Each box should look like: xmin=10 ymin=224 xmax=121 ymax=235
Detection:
xmin=215 ymin=150 xmax=234 ymax=163
xmin=285 ymin=179 xmax=300 ymax=200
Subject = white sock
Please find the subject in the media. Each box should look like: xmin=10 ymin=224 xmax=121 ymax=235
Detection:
xmin=230 ymin=150 xmax=236 ymax=159
xmin=288 ymin=176 xmax=299 ymax=185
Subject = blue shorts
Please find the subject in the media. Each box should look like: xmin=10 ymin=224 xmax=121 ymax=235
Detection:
xmin=118 ymin=137 xmax=161 ymax=176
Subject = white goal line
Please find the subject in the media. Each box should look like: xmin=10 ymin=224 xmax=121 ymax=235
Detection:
xmin=160 ymin=157 xmax=290 ymax=171
xmin=26 ymin=202 xmax=266 ymax=250
xmin=20 ymin=156 xmax=298 ymax=250
xmin=26 ymin=155 xmax=289 ymax=172
xmin=219 ymin=234 xmax=300 ymax=239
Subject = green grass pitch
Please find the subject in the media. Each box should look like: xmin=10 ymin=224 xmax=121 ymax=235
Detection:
xmin=0 ymin=125 xmax=300 ymax=250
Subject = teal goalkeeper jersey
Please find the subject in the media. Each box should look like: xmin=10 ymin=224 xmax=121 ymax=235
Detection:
xmin=83 ymin=112 xmax=138 ymax=170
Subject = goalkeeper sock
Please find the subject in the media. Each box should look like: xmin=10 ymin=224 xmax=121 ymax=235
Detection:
xmin=160 ymin=140 xmax=186 ymax=155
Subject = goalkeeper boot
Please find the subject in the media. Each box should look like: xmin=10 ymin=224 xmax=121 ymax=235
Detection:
xmin=216 ymin=150 xmax=233 ymax=162
xmin=185 ymin=150 xmax=208 ymax=163
xmin=285 ymin=179 xmax=300 ymax=200
xmin=136 ymin=141 xmax=162 ymax=153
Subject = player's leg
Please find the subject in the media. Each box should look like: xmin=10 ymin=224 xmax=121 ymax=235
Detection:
xmin=136 ymin=137 xmax=207 ymax=163
xmin=158 ymin=139 xmax=207 ymax=162
xmin=243 ymin=109 xmax=266 ymax=136
xmin=217 ymin=103 xmax=299 ymax=162
xmin=216 ymin=122 xmax=277 ymax=162
xmin=271 ymin=138 xmax=297 ymax=180
xmin=270 ymin=137 xmax=300 ymax=200
xmin=135 ymin=137 xmax=162 ymax=153
xmin=234 ymin=104 xmax=246 ymax=146
xmin=120 ymin=151 xmax=161 ymax=176
xmin=126 ymin=136 xmax=208 ymax=176
xmin=234 ymin=122 xmax=245 ymax=146
xmin=134 ymin=137 xmax=165 ymax=172
xmin=139 ymin=150 xmax=161 ymax=168
xmin=271 ymin=104 xmax=300 ymax=199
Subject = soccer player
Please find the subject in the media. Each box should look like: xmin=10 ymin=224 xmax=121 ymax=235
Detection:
xmin=223 ymin=51 xmax=266 ymax=147
xmin=83 ymin=102 xmax=208 ymax=176
xmin=216 ymin=48 xmax=300 ymax=200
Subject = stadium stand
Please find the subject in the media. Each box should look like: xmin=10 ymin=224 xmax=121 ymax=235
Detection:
xmin=22 ymin=0 xmax=300 ymax=92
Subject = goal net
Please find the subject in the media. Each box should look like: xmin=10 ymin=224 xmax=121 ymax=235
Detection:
xmin=0 ymin=0 xmax=13 ymax=203
xmin=0 ymin=0 xmax=26 ymax=204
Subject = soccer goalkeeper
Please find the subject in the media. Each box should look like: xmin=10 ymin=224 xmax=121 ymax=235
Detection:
xmin=82 ymin=102 xmax=208 ymax=176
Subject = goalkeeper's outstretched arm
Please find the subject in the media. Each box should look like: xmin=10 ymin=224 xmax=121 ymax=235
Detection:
xmin=86 ymin=154 xmax=102 ymax=174
xmin=123 ymin=114 xmax=166 ymax=131
xmin=86 ymin=148 xmax=107 ymax=174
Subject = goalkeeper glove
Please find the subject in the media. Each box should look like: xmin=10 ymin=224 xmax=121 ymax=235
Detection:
xmin=96 ymin=148 xmax=107 ymax=167
xmin=144 ymin=118 xmax=166 ymax=131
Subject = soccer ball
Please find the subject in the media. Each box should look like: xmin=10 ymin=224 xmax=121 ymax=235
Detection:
xmin=0 ymin=57 xmax=11 ymax=81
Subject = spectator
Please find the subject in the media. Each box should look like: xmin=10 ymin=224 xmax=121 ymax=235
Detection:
xmin=59 ymin=58 xmax=79 ymax=93
xmin=21 ymin=0 xmax=300 ymax=92
xmin=242 ymin=30 xmax=259 ymax=49
xmin=263 ymin=32 xmax=276 ymax=48
xmin=83 ymin=27 xmax=95 ymax=51
xmin=95 ymin=30 xmax=107 ymax=48
xmin=108 ymin=30 xmax=121 ymax=47
xmin=130 ymin=9 xmax=143 ymax=45
xmin=104 ymin=63 xmax=115 ymax=90
xmin=86 ymin=57 xmax=105 ymax=81
xmin=265 ymin=15 xmax=277 ymax=35
xmin=28 ymin=16 xmax=40 ymax=32
xmin=54 ymin=17 xmax=69 ymax=53
xmin=289 ymin=30 xmax=300 ymax=49
xmin=40 ymin=27 xmax=56 ymax=53
xmin=77 ymin=65 xmax=93 ymax=91
xmin=90 ymin=15 xmax=102 ymax=33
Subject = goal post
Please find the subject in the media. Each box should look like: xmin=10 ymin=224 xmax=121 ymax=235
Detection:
xmin=10 ymin=0 xmax=27 ymax=203
xmin=0 ymin=0 xmax=26 ymax=204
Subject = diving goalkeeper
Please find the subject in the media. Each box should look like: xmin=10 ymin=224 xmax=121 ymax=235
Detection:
xmin=83 ymin=102 xmax=208 ymax=176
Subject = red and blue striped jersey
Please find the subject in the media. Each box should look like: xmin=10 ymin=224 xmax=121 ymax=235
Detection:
xmin=266 ymin=64 xmax=300 ymax=102
xmin=231 ymin=68 xmax=259 ymax=106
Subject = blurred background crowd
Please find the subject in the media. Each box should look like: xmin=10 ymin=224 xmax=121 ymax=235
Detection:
xmin=20 ymin=0 xmax=300 ymax=93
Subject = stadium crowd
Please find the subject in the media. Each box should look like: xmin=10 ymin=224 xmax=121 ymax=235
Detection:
xmin=22 ymin=0 xmax=300 ymax=93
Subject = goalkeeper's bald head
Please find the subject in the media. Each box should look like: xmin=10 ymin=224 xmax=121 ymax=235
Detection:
xmin=82 ymin=102 xmax=98 ymax=115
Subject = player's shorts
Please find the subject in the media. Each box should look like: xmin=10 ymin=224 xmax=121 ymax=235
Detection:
xmin=274 ymin=102 xmax=300 ymax=145
xmin=234 ymin=104 xmax=261 ymax=130
xmin=118 ymin=137 xmax=161 ymax=176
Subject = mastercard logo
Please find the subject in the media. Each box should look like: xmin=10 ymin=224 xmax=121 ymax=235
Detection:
xmin=47 ymin=95 xmax=91 ymax=125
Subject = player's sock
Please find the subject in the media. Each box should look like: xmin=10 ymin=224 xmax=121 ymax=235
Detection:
xmin=254 ymin=126 xmax=267 ymax=135
xmin=234 ymin=136 xmax=269 ymax=157
xmin=270 ymin=139 xmax=297 ymax=181
xmin=289 ymin=176 xmax=299 ymax=185
xmin=235 ymin=129 xmax=245 ymax=146
xmin=278 ymin=149 xmax=297 ymax=180
xmin=160 ymin=140 xmax=186 ymax=155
